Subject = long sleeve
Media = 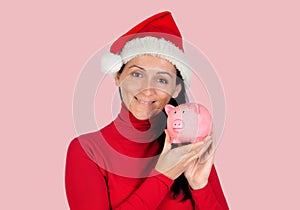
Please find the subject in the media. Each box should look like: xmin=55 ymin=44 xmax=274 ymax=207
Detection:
xmin=191 ymin=165 xmax=229 ymax=209
xmin=114 ymin=172 xmax=173 ymax=209
xmin=65 ymin=139 xmax=110 ymax=209
xmin=65 ymin=139 xmax=174 ymax=210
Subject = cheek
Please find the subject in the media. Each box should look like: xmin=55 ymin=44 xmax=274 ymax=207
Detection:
xmin=157 ymin=92 xmax=172 ymax=104
xmin=120 ymin=80 xmax=141 ymax=96
xmin=159 ymin=83 xmax=177 ymax=96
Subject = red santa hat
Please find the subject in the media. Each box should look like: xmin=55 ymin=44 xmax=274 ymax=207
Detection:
xmin=101 ymin=11 xmax=192 ymax=85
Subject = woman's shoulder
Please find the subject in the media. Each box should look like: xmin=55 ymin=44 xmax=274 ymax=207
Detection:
xmin=67 ymin=121 xmax=121 ymax=172
xmin=67 ymin=129 xmax=108 ymax=167
xmin=67 ymin=130 xmax=101 ymax=156
xmin=69 ymin=121 xmax=114 ymax=146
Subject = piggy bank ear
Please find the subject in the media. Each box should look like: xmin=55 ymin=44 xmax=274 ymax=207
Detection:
xmin=196 ymin=104 xmax=202 ymax=114
xmin=165 ymin=104 xmax=175 ymax=115
xmin=190 ymin=103 xmax=201 ymax=114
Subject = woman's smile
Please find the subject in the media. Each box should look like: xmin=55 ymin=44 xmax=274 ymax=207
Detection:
xmin=115 ymin=55 xmax=182 ymax=120
xmin=134 ymin=96 xmax=155 ymax=105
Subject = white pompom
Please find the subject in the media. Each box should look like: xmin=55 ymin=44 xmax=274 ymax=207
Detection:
xmin=100 ymin=52 xmax=123 ymax=74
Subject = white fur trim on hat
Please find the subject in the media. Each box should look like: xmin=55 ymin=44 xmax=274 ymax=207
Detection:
xmin=101 ymin=36 xmax=192 ymax=85
xmin=100 ymin=52 xmax=123 ymax=75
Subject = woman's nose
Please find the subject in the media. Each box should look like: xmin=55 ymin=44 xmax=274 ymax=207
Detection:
xmin=140 ymin=79 xmax=156 ymax=95
xmin=141 ymin=86 xmax=156 ymax=96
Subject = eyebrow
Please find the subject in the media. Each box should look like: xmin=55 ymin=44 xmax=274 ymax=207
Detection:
xmin=157 ymin=71 xmax=173 ymax=78
xmin=128 ymin=65 xmax=174 ymax=78
xmin=128 ymin=65 xmax=145 ymax=71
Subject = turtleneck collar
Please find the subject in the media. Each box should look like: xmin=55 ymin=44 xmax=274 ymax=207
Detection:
xmin=113 ymin=102 xmax=166 ymax=143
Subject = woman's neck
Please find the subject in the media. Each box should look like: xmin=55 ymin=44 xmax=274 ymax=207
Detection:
xmin=113 ymin=102 xmax=166 ymax=143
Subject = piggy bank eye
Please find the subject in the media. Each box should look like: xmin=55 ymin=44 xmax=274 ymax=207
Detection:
xmin=182 ymin=110 xmax=185 ymax=113
xmin=174 ymin=111 xmax=177 ymax=114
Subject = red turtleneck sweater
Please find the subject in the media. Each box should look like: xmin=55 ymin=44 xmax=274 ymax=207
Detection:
xmin=65 ymin=104 xmax=229 ymax=209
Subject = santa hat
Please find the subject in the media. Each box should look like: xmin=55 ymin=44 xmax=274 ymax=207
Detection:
xmin=101 ymin=11 xmax=192 ymax=85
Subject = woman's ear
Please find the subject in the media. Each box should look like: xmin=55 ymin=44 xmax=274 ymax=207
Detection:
xmin=172 ymin=83 xmax=182 ymax=98
xmin=115 ymin=73 xmax=120 ymax=86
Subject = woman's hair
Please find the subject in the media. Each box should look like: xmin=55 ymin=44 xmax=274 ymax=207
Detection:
xmin=117 ymin=63 xmax=194 ymax=203
xmin=167 ymin=69 xmax=194 ymax=203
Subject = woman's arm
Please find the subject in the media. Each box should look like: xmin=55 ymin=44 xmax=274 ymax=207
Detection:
xmin=65 ymin=139 xmax=111 ymax=209
xmin=65 ymin=139 xmax=174 ymax=210
xmin=190 ymin=165 xmax=229 ymax=210
xmin=183 ymin=136 xmax=229 ymax=209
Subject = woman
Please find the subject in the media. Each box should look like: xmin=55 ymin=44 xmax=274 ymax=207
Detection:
xmin=65 ymin=11 xmax=229 ymax=209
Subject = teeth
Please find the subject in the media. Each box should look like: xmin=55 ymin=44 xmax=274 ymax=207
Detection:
xmin=139 ymin=100 xmax=153 ymax=104
xmin=136 ymin=97 xmax=154 ymax=104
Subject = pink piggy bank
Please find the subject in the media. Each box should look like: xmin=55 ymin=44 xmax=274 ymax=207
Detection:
xmin=165 ymin=103 xmax=212 ymax=144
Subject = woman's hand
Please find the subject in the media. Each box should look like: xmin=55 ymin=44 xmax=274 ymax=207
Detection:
xmin=184 ymin=136 xmax=215 ymax=190
xmin=155 ymin=130 xmax=206 ymax=180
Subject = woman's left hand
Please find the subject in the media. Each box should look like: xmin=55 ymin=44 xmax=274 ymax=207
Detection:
xmin=184 ymin=136 xmax=215 ymax=190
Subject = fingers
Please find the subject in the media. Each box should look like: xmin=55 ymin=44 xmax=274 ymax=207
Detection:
xmin=199 ymin=137 xmax=213 ymax=156
xmin=164 ymin=142 xmax=204 ymax=170
xmin=204 ymin=135 xmax=212 ymax=142
xmin=198 ymin=137 xmax=216 ymax=164
xmin=161 ymin=129 xmax=172 ymax=154
xmin=178 ymin=143 xmax=205 ymax=167
xmin=170 ymin=140 xmax=206 ymax=161
xmin=156 ymin=134 xmax=215 ymax=179
xmin=174 ymin=137 xmax=213 ymax=161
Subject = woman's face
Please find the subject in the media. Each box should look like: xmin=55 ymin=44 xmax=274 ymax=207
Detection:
xmin=115 ymin=55 xmax=182 ymax=120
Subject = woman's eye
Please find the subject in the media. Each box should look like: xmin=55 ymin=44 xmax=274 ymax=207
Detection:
xmin=157 ymin=78 xmax=168 ymax=84
xmin=131 ymin=72 xmax=142 ymax=78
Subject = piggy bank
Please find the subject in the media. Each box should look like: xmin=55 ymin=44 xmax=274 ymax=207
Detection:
xmin=165 ymin=103 xmax=212 ymax=145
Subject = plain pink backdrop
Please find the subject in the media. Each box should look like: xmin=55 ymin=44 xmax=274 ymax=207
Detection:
xmin=1 ymin=0 xmax=299 ymax=209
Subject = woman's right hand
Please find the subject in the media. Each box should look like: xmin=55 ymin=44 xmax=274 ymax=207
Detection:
xmin=155 ymin=130 xmax=205 ymax=180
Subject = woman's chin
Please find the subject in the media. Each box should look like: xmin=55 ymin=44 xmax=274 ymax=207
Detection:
xmin=133 ymin=109 xmax=162 ymax=120
xmin=132 ymin=110 xmax=151 ymax=120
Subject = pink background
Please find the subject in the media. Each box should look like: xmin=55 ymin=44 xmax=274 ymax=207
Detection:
xmin=1 ymin=0 xmax=299 ymax=209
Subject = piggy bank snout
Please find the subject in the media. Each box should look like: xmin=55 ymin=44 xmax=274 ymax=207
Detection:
xmin=172 ymin=119 xmax=184 ymax=128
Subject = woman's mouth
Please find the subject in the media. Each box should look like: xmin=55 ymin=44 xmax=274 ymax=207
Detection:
xmin=134 ymin=97 xmax=155 ymax=105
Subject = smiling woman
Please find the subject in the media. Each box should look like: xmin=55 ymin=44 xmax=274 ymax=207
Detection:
xmin=115 ymin=55 xmax=182 ymax=120
xmin=65 ymin=11 xmax=229 ymax=210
